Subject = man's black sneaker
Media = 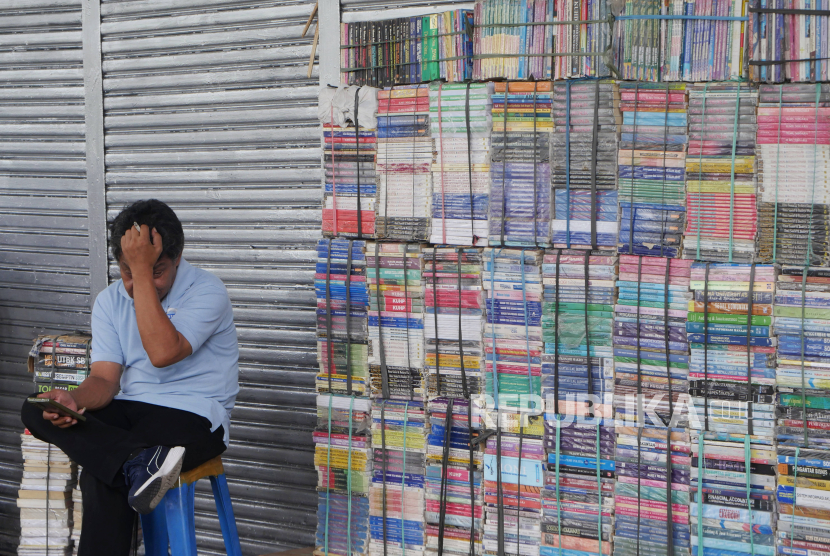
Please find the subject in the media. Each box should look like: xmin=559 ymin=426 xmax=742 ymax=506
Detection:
xmin=123 ymin=445 xmax=186 ymax=514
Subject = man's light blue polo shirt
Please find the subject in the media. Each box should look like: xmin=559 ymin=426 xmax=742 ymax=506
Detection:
xmin=90 ymin=258 xmax=239 ymax=445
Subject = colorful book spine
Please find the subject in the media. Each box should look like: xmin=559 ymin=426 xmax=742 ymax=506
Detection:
xmin=324 ymin=124 xmax=378 ymax=239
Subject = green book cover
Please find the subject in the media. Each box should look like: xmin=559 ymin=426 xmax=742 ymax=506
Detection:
xmin=775 ymin=306 xmax=830 ymax=320
xmin=686 ymin=312 xmax=772 ymax=326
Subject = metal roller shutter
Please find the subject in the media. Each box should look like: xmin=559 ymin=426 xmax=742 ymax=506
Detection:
xmin=99 ymin=0 xmax=321 ymax=553
xmin=0 ymin=0 xmax=88 ymax=553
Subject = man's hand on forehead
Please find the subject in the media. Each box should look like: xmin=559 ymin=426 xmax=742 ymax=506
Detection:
xmin=121 ymin=223 xmax=164 ymax=274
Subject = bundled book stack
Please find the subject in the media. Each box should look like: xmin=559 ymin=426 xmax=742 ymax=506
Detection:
xmin=323 ymin=123 xmax=377 ymax=238
xmin=316 ymin=239 xmax=370 ymax=397
xmin=340 ymin=10 xmax=474 ymax=88
xmin=756 ymin=84 xmax=830 ymax=266
xmin=748 ymin=3 xmax=830 ymax=82
xmin=483 ymin=248 xmax=543 ymax=409
xmin=424 ymin=398 xmax=483 ymax=556
xmin=489 ymin=82 xmax=552 ymax=247
xmin=617 ymin=83 xmax=688 ymax=258
xmin=18 ymin=432 xmax=76 ymax=556
xmin=430 ymin=83 xmax=493 ymax=246
xmin=370 ymin=400 xmax=428 ymax=556
xmin=424 ymin=248 xmax=486 ymax=400
xmin=315 ymin=394 xmax=373 ymax=556
xmin=472 ymin=0 xmax=612 ymax=80
xmin=27 ymin=335 xmax=91 ymax=395
xmin=612 ymin=255 xmax=692 ymax=556
xmin=551 ymin=81 xmax=620 ymax=250
xmin=612 ymin=0 xmax=748 ymax=82
xmin=367 ymin=242 xmax=426 ymax=400
xmin=684 ymin=84 xmax=758 ymax=263
xmin=482 ymin=416 xmax=545 ymax=556
xmin=686 ymin=263 xmax=777 ymax=556
xmin=70 ymin=479 xmax=81 ymax=556
xmin=376 ymin=86 xmax=433 ymax=242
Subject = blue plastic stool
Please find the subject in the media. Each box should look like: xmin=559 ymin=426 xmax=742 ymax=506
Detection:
xmin=140 ymin=456 xmax=242 ymax=556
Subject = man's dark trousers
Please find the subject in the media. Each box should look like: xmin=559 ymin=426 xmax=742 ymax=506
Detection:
xmin=20 ymin=399 xmax=226 ymax=556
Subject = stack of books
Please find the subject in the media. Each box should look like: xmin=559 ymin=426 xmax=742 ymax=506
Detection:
xmin=424 ymin=398 xmax=484 ymax=556
xmin=756 ymin=84 xmax=830 ymax=266
xmin=489 ymin=82 xmax=552 ymax=248
xmin=27 ymin=335 xmax=91 ymax=395
xmin=370 ymin=400 xmax=428 ymax=556
xmin=483 ymin=248 xmax=544 ymax=410
xmin=612 ymin=255 xmax=693 ymax=556
xmin=684 ymin=84 xmax=759 ymax=263
xmin=430 ymin=82 xmax=493 ymax=246
xmin=340 ymin=10 xmax=474 ymax=88
xmin=424 ymin=248 xmax=485 ymax=400
xmin=367 ymin=242 xmax=426 ymax=400
xmin=686 ymin=263 xmax=777 ymax=556
xmin=551 ymin=81 xmax=620 ymax=250
xmin=315 ymin=394 xmax=373 ymax=556
xmin=70 ymin=478 xmax=81 ymax=556
xmin=323 ymin=123 xmax=377 ymax=239
xmin=776 ymin=447 xmax=830 ymax=556
xmin=617 ymin=83 xmax=688 ymax=258
xmin=18 ymin=431 xmax=76 ymax=556
xmin=376 ymin=86 xmax=434 ymax=242
xmin=613 ymin=0 xmax=748 ymax=82
xmin=316 ymin=238 xmax=370 ymax=397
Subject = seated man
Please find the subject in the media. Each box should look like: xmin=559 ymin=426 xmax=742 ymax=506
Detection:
xmin=21 ymin=199 xmax=239 ymax=556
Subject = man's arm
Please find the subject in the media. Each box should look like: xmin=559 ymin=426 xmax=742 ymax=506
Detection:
xmin=37 ymin=361 xmax=122 ymax=428
xmin=122 ymin=225 xmax=192 ymax=368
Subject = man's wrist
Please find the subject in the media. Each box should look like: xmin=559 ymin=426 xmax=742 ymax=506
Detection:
xmin=130 ymin=265 xmax=155 ymax=280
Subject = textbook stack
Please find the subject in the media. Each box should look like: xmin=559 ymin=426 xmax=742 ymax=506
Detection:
xmin=489 ymin=82 xmax=552 ymax=247
xmin=18 ymin=431 xmax=76 ymax=556
xmin=367 ymin=242 xmax=426 ymax=400
xmin=612 ymin=0 xmax=748 ymax=82
xmin=424 ymin=397 xmax=484 ymax=556
xmin=424 ymin=248 xmax=486 ymax=400
xmin=756 ymin=84 xmax=830 ymax=266
xmin=686 ymin=263 xmax=777 ymax=556
xmin=430 ymin=82 xmax=493 ymax=247
xmin=376 ymin=86 xmax=434 ymax=242
xmin=483 ymin=248 xmax=544 ymax=409
xmin=684 ymin=84 xmax=758 ymax=264
xmin=369 ymin=400 xmax=428 ymax=556
xmin=323 ymin=123 xmax=377 ymax=238
xmin=551 ymin=81 xmax=620 ymax=250
xmin=617 ymin=83 xmax=688 ymax=258
xmin=28 ymin=335 xmax=91 ymax=395
xmin=70 ymin=479 xmax=81 ymax=556
xmin=612 ymin=255 xmax=693 ymax=556
xmin=316 ymin=238 xmax=371 ymax=397
xmin=471 ymin=0 xmax=612 ymax=80
xmin=315 ymin=394 xmax=373 ymax=556
xmin=482 ymin=416 xmax=545 ymax=556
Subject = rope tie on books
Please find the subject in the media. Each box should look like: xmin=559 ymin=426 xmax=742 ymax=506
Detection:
xmin=466 ymin=83 xmax=475 ymax=243
xmin=437 ymin=398 xmax=454 ymax=556
xmin=433 ymin=246 xmax=441 ymax=398
xmin=521 ymin=250 xmax=534 ymax=398
xmin=412 ymin=90 xmax=418 ymax=228
xmin=584 ymin=252 xmax=595 ymax=418
xmin=501 ymin=83 xmax=509 ymax=246
xmin=45 ymin=337 xmax=58 ymax=556
xmin=354 ymin=89 xmax=363 ymax=239
xmin=695 ymin=84 xmax=708 ymax=260
xmin=347 ymin=396 xmax=355 ymax=555
xmin=346 ymin=239 xmax=355 ymax=395
xmin=402 ymin=402 xmax=409 ymax=556
xmin=791 ymin=446 xmax=800 ymax=550
xmin=703 ymin=263 xmax=710 ymax=431
xmin=565 ymin=81 xmax=573 ymax=248
xmin=628 ymin=82 xmax=639 ymax=254
xmin=663 ymin=261 xmax=675 ymax=556
xmin=532 ymin=82 xmax=539 ymax=248
xmin=554 ymin=413 xmax=563 ymax=556
xmin=468 ymin=400 xmax=476 ymax=556
xmin=376 ymin=243 xmax=390 ymax=399
xmin=636 ymin=257 xmax=644 ymax=556
xmin=616 ymin=13 xmax=750 ymax=20
xmin=490 ymin=249 xmax=502 ymax=408
xmin=404 ymin=244 xmax=413 ymax=399
xmin=696 ymin=433 xmax=703 ymax=556
xmin=664 ymin=261 xmax=673 ymax=421
xmin=743 ymin=434 xmax=755 ymax=555
xmin=809 ymin=84 xmax=821 ymax=263
xmin=800 ymin=267 xmax=809 ymax=447
xmin=727 ymin=85 xmax=741 ymax=263
xmin=595 ymin=423 xmax=603 ymax=556
xmin=773 ymin=85 xmax=782 ymax=263
xmin=438 ymin=83 xmax=447 ymax=245
xmin=325 ymin=240 xmax=335 ymax=394
xmin=554 ymin=251 xmax=562 ymax=413
xmin=330 ymin=105 xmax=339 ymax=235
xmin=382 ymin=87 xmax=391 ymax=237
xmin=746 ymin=263 xmax=756 ymax=437
xmin=457 ymin=248 xmax=469 ymax=399
xmin=659 ymin=83 xmax=670 ymax=257
xmin=324 ymin=394 xmax=333 ymax=556
xmin=590 ymin=80 xmax=600 ymax=251
xmin=496 ymin=409 xmax=505 ymax=556
xmin=381 ymin=401 xmax=389 ymax=556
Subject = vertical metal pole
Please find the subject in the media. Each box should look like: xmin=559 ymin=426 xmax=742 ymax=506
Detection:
xmin=318 ymin=0 xmax=341 ymax=88
xmin=83 ymin=0 xmax=109 ymax=302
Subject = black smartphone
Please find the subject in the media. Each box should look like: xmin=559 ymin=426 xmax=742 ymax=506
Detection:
xmin=27 ymin=397 xmax=87 ymax=422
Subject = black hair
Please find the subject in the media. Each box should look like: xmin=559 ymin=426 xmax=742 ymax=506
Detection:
xmin=110 ymin=199 xmax=184 ymax=263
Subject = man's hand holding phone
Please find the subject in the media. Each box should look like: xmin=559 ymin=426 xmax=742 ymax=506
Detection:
xmin=36 ymin=389 xmax=85 ymax=428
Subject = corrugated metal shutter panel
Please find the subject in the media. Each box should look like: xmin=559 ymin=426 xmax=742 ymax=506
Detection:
xmin=99 ymin=0 xmax=321 ymax=553
xmin=0 ymin=0 xmax=89 ymax=553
